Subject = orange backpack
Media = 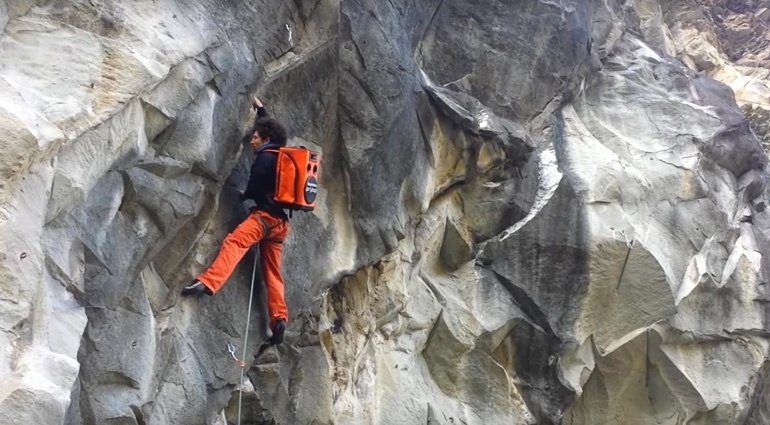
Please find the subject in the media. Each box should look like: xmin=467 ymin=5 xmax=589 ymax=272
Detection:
xmin=264 ymin=146 xmax=320 ymax=211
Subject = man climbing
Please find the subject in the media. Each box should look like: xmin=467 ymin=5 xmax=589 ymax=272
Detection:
xmin=181 ymin=97 xmax=289 ymax=346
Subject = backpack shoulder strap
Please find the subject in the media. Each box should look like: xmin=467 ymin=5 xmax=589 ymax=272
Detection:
xmin=254 ymin=147 xmax=280 ymax=162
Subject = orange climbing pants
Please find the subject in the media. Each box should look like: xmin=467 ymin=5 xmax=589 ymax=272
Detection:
xmin=196 ymin=210 xmax=290 ymax=325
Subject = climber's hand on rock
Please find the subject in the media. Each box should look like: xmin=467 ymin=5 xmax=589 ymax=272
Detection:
xmin=252 ymin=97 xmax=263 ymax=110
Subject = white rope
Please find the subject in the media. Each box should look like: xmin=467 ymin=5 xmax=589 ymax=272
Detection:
xmin=237 ymin=250 xmax=259 ymax=425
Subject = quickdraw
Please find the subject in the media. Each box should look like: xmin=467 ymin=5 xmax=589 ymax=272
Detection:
xmin=227 ymin=340 xmax=245 ymax=368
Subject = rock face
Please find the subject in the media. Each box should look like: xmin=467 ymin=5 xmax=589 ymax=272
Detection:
xmin=656 ymin=0 xmax=770 ymax=150
xmin=0 ymin=1 xmax=768 ymax=424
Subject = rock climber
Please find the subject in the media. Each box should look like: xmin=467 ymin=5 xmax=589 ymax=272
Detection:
xmin=181 ymin=97 xmax=289 ymax=346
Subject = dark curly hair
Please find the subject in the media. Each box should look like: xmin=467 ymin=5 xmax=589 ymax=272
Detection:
xmin=254 ymin=118 xmax=287 ymax=146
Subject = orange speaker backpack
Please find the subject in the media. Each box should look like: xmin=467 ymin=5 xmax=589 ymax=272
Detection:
xmin=263 ymin=146 xmax=320 ymax=212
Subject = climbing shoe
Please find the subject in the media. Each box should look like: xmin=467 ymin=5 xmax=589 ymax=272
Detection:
xmin=181 ymin=280 xmax=212 ymax=297
xmin=268 ymin=319 xmax=286 ymax=345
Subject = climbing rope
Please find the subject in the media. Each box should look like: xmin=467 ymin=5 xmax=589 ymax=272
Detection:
xmin=227 ymin=247 xmax=275 ymax=424
xmin=234 ymin=250 xmax=259 ymax=425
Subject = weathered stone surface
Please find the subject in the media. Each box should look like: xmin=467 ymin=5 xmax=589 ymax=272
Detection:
xmin=416 ymin=0 xmax=593 ymax=121
xmin=1 ymin=1 xmax=770 ymax=424
xmin=438 ymin=218 xmax=472 ymax=270
xmin=661 ymin=0 xmax=770 ymax=148
xmin=0 ymin=3 xmax=7 ymax=34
